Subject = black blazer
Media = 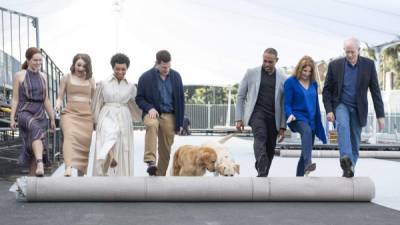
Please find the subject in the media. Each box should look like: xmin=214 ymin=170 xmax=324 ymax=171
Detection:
xmin=322 ymin=56 xmax=384 ymax=127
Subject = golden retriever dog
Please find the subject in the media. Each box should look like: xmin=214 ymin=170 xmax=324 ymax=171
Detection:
xmin=172 ymin=145 xmax=217 ymax=176
xmin=201 ymin=134 xmax=240 ymax=176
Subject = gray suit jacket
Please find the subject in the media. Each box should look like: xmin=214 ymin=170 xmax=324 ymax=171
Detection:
xmin=235 ymin=66 xmax=287 ymax=131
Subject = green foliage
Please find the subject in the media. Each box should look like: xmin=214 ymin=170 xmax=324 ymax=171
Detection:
xmin=364 ymin=48 xmax=377 ymax=61
xmin=184 ymin=85 xmax=239 ymax=104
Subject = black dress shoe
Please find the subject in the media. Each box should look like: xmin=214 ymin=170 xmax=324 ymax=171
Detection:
xmin=344 ymin=166 xmax=354 ymax=178
xmin=340 ymin=156 xmax=354 ymax=178
xmin=146 ymin=162 xmax=157 ymax=176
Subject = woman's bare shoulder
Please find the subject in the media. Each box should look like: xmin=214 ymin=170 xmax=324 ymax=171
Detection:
xmin=14 ymin=70 xmax=27 ymax=81
xmin=39 ymin=71 xmax=48 ymax=81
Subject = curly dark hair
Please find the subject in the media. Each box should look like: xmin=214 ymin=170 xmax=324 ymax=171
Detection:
xmin=110 ymin=53 xmax=130 ymax=68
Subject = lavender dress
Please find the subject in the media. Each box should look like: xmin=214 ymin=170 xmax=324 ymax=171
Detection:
xmin=17 ymin=70 xmax=50 ymax=166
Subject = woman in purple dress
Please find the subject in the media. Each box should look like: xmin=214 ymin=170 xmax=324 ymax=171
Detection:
xmin=10 ymin=47 xmax=56 ymax=177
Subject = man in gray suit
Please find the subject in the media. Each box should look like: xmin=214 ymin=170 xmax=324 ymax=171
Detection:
xmin=235 ymin=48 xmax=287 ymax=177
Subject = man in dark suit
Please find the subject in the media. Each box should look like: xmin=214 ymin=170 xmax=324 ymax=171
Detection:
xmin=322 ymin=38 xmax=385 ymax=178
xmin=136 ymin=50 xmax=185 ymax=176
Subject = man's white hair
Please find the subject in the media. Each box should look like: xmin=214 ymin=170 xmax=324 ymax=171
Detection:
xmin=344 ymin=37 xmax=361 ymax=49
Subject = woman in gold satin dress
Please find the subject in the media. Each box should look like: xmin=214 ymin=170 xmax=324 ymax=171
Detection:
xmin=55 ymin=54 xmax=95 ymax=176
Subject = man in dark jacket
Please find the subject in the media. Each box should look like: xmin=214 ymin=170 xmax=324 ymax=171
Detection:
xmin=136 ymin=50 xmax=184 ymax=176
xmin=322 ymin=38 xmax=385 ymax=178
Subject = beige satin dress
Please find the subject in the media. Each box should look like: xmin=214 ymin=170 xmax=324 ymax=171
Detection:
xmin=60 ymin=74 xmax=95 ymax=172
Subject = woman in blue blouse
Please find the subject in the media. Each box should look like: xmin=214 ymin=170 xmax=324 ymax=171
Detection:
xmin=284 ymin=56 xmax=327 ymax=176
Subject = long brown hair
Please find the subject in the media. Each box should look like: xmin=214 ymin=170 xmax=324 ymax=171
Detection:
xmin=293 ymin=56 xmax=316 ymax=81
xmin=21 ymin=47 xmax=41 ymax=69
xmin=70 ymin=53 xmax=93 ymax=80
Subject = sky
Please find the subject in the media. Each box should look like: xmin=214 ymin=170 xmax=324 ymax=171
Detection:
xmin=1 ymin=0 xmax=400 ymax=85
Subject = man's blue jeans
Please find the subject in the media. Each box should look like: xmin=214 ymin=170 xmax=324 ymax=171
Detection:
xmin=335 ymin=103 xmax=362 ymax=166
xmin=290 ymin=121 xmax=315 ymax=176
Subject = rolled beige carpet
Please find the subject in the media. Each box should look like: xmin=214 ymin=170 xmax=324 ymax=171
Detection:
xmin=24 ymin=177 xmax=375 ymax=202
xmin=279 ymin=150 xmax=400 ymax=158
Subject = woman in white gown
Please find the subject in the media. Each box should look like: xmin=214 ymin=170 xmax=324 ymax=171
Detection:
xmin=90 ymin=53 xmax=141 ymax=176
